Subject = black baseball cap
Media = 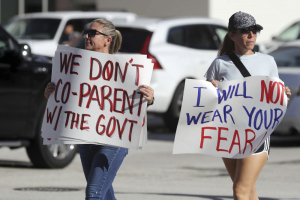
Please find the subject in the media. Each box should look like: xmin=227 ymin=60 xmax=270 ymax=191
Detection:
xmin=228 ymin=11 xmax=263 ymax=31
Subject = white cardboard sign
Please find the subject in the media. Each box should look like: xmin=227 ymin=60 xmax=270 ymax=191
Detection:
xmin=41 ymin=46 xmax=153 ymax=150
xmin=173 ymin=77 xmax=287 ymax=158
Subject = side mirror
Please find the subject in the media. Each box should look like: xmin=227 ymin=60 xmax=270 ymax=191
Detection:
xmin=272 ymin=36 xmax=277 ymax=40
xmin=19 ymin=44 xmax=32 ymax=61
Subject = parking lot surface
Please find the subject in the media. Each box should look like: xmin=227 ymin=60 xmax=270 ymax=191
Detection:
xmin=0 ymin=127 xmax=300 ymax=200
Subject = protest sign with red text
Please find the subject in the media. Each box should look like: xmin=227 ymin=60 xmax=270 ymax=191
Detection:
xmin=173 ymin=77 xmax=287 ymax=158
xmin=41 ymin=46 xmax=153 ymax=149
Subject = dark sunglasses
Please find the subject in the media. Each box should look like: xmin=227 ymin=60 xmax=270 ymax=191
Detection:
xmin=239 ymin=27 xmax=261 ymax=35
xmin=82 ymin=29 xmax=108 ymax=38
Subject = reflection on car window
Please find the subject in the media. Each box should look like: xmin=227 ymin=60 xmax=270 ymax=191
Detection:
xmin=277 ymin=23 xmax=300 ymax=42
xmin=167 ymin=26 xmax=186 ymax=46
xmin=212 ymin=26 xmax=227 ymax=43
xmin=117 ymin=27 xmax=152 ymax=53
xmin=186 ymin=25 xmax=217 ymax=50
xmin=270 ymin=47 xmax=300 ymax=67
xmin=5 ymin=18 xmax=61 ymax=40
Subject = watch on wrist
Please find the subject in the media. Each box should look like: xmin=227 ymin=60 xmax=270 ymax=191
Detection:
xmin=147 ymin=96 xmax=155 ymax=106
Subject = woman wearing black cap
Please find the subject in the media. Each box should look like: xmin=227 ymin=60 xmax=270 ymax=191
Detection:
xmin=205 ymin=11 xmax=291 ymax=200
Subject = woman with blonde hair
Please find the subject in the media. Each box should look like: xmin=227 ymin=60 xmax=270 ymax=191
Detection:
xmin=44 ymin=19 xmax=154 ymax=200
xmin=205 ymin=12 xmax=291 ymax=200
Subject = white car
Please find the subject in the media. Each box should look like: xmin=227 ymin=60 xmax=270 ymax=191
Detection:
xmin=72 ymin=16 xmax=228 ymax=130
xmin=4 ymin=11 xmax=137 ymax=58
xmin=259 ymin=21 xmax=300 ymax=54
xmin=269 ymin=41 xmax=300 ymax=135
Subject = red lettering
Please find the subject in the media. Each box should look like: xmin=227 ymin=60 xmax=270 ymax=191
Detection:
xmin=80 ymin=114 xmax=91 ymax=130
xmin=279 ymin=82 xmax=285 ymax=106
xmin=70 ymin=113 xmax=80 ymax=129
xmin=260 ymin=80 xmax=273 ymax=103
xmin=116 ymin=118 xmax=128 ymax=139
xmin=114 ymin=62 xmax=128 ymax=82
xmin=106 ymin=116 xmax=116 ymax=137
xmin=216 ymin=127 xmax=229 ymax=152
xmin=229 ymin=130 xmax=241 ymax=153
xmin=89 ymin=57 xmax=102 ymax=81
xmin=46 ymin=106 xmax=57 ymax=124
xmin=86 ymin=85 xmax=101 ymax=108
xmin=113 ymin=88 xmax=124 ymax=114
xmin=200 ymin=127 xmax=216 ymax=149
xmin=122 ymin=90 xmax=136 ymax=114
xmin=70 ymin=54 xmax=82 ymax=75
xmin=61 ymin=82 xmax=71 ymax=104
xmin=96 ymin=114 xmax=105 ymax=135
xmin=131 ymin=64 xmax=144 ymax=86
xmin=270 ymin=82 xmax=280 ymax=104
xmin=128 ymin=119 xmax=137 ymax=141
xmin=54 ymin=79 xmax=62 ymax=103
xmin=253 ymin=132 xmax=268 ymax=152
xmin=64 ymin=111 xmax=73 ymax=127
xmin=79 ymin=83 xmax=91 ymax=107
xmin=60 ymin=52 xmax=73 ymax=74
xmin=243 ymin=129 xmax=256 ymax=154
xmin=137 ymin=92 xmax=144 ymax=117
xmin=103 ymin=60 xmax=114 ymax=81
xmin=101 ymin=85 xmax=113 ymax=112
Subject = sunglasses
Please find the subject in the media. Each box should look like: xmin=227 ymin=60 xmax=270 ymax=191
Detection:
xmin=239 ymin=27 xmax=261 ymax=35
xmin=82 ymin=29 xmax=108 ymax=38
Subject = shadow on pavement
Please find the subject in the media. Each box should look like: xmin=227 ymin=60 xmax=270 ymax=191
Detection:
xmin=147 ymin=115 xmax=300 ymax=147
xmin=116 ymin=192 xmax=298 ymax=200
xmin=0 ymin=160 xmax=33 ymax=168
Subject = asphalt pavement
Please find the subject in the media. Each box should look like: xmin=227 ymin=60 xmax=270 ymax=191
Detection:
xmin=0 ymin=115 xmax=300 ymax=200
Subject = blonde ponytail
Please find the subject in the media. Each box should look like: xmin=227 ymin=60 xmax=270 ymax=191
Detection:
xmin=90 ymin=19 xmax=122 ymax=54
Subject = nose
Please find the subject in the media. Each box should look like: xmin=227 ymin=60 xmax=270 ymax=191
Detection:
xmin=248 ymin=31 xmax=254 ymax=38
xmin=85 ymin=33 xmax=89 ymax=39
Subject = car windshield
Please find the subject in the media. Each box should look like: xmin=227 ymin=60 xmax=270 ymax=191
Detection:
xmin=270 ymin=46 xmax=300 ymax=67
xmin=276 ymin=23 xmax=300 ymax=42
xmin=4 ymin=18 xmax=61 ymax=40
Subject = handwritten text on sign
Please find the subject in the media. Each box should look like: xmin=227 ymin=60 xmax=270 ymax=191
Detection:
xmin=41 ymin=46 xmax=153 ymax=149
xmin=173 ymin=77 xmax=287 ymax=158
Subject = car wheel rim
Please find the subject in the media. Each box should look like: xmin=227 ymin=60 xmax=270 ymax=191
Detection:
xmin=47 ymin=144 xmax=75 ymax=160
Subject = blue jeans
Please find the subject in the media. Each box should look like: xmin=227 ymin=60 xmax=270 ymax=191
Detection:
xmin=78 ymin=144 xmax=128 ymax=200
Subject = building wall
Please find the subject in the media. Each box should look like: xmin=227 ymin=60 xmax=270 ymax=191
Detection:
xmin=95 ymin=0 xmax=209 ymax=18
xmin=209 ymin=0 xmax=300 ymax=43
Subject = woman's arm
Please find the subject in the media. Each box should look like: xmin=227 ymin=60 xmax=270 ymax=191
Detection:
xmin=139 ymin=85 xmax=154 ymax=107
xmin=44 ymin=82 xmax=56 ymax=99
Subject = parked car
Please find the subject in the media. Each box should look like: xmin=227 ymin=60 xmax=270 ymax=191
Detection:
xmin=269 ymin=41 xmax=300 ymax=135
xmin=259 ymin=21 xmax=300 ymax=54
xmin=4 ymin=11 xmax=137 ymax=58
xmin=0 ymin=24 xmax=77 ymax=168
xmin=72 ymin=17 xmax=227 ymax=131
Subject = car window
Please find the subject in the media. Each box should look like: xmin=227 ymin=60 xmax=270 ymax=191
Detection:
xmin=211 ymin=25 xmax=227 ymax=43
xmin=186 ymin=25 xmax=218 ymax=50
xmin=167 ymin=26 xmax=187 ymax=46
xmin=116 ymin=27 xmax=152 ymax=53
xmin=277 ymin=23 xmax=300 ymax=42
xmin=5 ymin=18 xmax=61 ymax=40
xmin=59 ymin=19 xmax=84 ymax=44
xmin=270 ymin=47 xmax=300 ymax=67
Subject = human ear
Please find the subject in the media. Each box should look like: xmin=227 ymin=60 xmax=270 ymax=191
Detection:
xmin=106 ymin=36 xmax=112 ymax=46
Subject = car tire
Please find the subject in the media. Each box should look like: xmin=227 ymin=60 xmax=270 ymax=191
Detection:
xmin=163 ymin=82 xmax=185 ymax=132
xmin=26 ymin=108 xmax=77 ymax=168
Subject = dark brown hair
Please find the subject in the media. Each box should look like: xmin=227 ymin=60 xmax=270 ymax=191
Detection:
xmin=218 ymin=32 xmax=235 ymax=56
